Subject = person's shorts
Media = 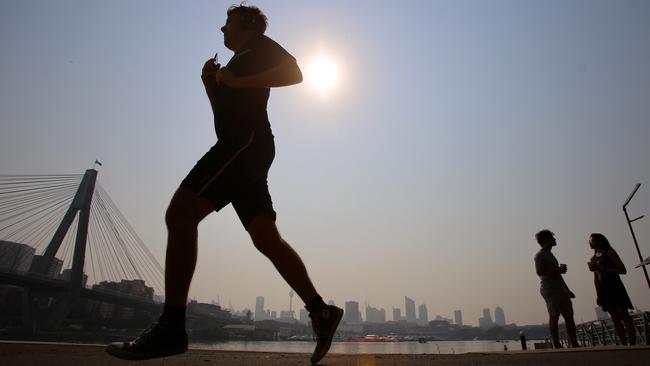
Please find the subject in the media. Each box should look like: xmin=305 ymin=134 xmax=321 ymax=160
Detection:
xmin=180 ymin=131 xmax=276 ymax=228
xmin=541 ymin=291 xmax=574 ymax=317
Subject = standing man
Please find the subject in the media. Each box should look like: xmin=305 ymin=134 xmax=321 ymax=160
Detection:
xmin=106 ymin=5 xmax=343 ymax=364
xmin=534 ymin=230 xmax=579 ymax=348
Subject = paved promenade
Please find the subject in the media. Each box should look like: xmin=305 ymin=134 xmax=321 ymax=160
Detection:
xmin=0 ymin=341 xmax=648 ymax=366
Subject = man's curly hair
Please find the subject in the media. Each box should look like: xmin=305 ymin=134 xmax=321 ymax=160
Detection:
xmin=228 ymin=3 xmax=268 ymax=34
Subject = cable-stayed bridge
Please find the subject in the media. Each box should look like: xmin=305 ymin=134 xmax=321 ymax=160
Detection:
xmin=0 ymin=169 xmax=164 ymax=330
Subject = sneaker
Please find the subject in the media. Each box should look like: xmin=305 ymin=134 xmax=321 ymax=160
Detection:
xmin=309 ymin=305 xmax=343 ymax=364
xmin=105 ymin=318 xmax=188 ymax=360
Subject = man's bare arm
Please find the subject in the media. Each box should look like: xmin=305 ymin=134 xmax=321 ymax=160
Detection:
xmin=216 ymin=59 xmax=302 ymax=88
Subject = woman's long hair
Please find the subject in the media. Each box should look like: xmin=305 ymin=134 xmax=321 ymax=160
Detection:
xmin=590 ymin=233 xmax=613 ymax=251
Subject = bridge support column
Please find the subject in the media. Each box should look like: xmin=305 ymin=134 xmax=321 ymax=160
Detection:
xmin=37 ymin=169 xmax=97 ymax=329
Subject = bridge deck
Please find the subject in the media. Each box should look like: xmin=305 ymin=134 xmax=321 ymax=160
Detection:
xmin=0 ymin=341 xmax=648 ymax=366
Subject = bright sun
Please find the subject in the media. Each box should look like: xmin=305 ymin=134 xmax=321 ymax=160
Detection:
xmin=306 ymin=57 xmax=338 ymax=92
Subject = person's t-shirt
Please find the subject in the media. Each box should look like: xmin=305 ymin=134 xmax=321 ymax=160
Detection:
xmin=213 ymin=34 xmax=296 ymax=140
xmin=534 ymin=250 xmax=566 ymax=297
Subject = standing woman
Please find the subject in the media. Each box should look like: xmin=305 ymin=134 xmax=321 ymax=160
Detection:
xmin=588 ymin=233 xmax=636 ymax=345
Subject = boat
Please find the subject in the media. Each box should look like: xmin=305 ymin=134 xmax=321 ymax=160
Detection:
xmin=347 ymin=335 xmax=399 ymax=343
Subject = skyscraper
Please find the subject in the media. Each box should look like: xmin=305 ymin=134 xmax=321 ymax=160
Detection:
xmin=255 ymin=296 xmax=265 ymax=321
xmin=479 ymin=308 xmax=493 ymax=329
xmin=405 ymin=296 xmax=416 ymax=322
xmin=494 ymin=306 xmax=506 ymax=326
xmin=365 ymin=305 xmax=386 ymax=323
xmin=0 ymin=240 xmax=35 ymax=272
xmin=393 ymin=308 xmax=401 ymax=322
xmin=345 ymin=301 xmax=361 ymax=323
xmin=418 ymin=303 xmax=428 ymax=324
xmin=454 ymin=310 xmax=463 ymax=326
xmin=299 ymin=308 xmax=309 ymax=324
xmin=29 ymin=255 xmax=63 ymax=278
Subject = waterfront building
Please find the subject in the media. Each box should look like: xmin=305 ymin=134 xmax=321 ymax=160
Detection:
xmin=479 ymin=308 xmax=493 ymax=329
xmin=418 ymin=303 xmax=428 ymax=324
xmin=29 ymin=255 xmax=63 ymax=279
xmin=93 ymin=279 xmax=154 ymax=301
xmin=278 ymin=310 xmax=296 ymax=323
xmin=299 ymin=308 xmax=309 ymax=324
xmin=392 ymin=308 xmax=401 ymax=321
xmin=255 ymin=296 xmax=266 ymax=321
xmin=0 ymin=240 xmax=35 ymax=272
xmin=405 ymin=296 xmax=416 ymax=322
xmin=494 ymin=306 xmax=506 ymax=326
xmin=365 ymin=305 xmax=386 ymax=323
xmin=188 ymin=300 xmax=231 ymax=320
xmin=60 ymin=268 xmax=88 ymax=288
xmin=345 ymin=301 xmax=361 ymax=323
xmin=454 ymin=310 xmax=463 ymax=326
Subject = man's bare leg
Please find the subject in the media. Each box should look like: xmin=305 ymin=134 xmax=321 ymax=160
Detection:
xmin=106 ymin=187 xmax=214 ymax=360
xmin=247 ymin=214 xmax=343 ymax=364
xmin=246 ymin=215 xmax=318 ymax=303
xmin=164 ymin=188 xmax=215 ymax=307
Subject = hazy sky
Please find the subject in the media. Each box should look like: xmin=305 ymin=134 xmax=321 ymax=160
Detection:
xmin=1 ymin=0 xmax=649 ymax=326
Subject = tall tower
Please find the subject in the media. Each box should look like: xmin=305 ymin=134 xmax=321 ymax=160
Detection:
xmin=404 ymin=296 xmax=416 ymax=322
xmin=255 ymin=296 xmax=265 ymax=321
xmin=479 ymin=308 xmax=493 ymax=329
xmin=494 ymin=306 xmax=506 ymax=326
xmin=393 ymin=308 xmax=401 ymax=321
xmin=454 ymin=310 xmax=463 ymax=326
xmin=344 ymin=301 xmax=360 ymax=323
xmin=289 ymin=290 xmax=294 ymax=313
xmin=418 ymin=303 xmax=428 ymax=324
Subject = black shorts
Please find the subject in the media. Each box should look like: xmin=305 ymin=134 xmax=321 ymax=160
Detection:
xmin=180 ymin=131 xmax=276 ymax=228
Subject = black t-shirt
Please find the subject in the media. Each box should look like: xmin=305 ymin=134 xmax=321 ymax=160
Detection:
xmin=213 ymin=34 xmax=295 ymax=140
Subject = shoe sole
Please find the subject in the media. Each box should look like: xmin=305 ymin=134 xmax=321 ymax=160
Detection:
xmin=310 ymin=307 xmax=344 ymax=365
xmin=105 ymin=344 xmax=188 ymax=360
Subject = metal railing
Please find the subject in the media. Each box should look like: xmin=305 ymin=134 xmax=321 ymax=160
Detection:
xmin=560 ymin=311 xmax=650 ymax=346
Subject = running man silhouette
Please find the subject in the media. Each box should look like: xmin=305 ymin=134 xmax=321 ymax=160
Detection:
xmin=106 ymin=4 xmax=342 ymax=364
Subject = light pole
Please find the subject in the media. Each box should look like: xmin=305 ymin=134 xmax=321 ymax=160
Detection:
xmin=622 ymin=183 xmax=649 ymax=290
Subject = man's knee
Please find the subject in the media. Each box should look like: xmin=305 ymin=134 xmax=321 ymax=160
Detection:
xmin=165 ymin=188 xmax=214 ymax=229
xmin=247 ymin=215 xmax=283 ymax=254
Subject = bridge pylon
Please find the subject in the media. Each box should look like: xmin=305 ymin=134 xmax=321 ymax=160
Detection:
xmin=28 ymin=169 xmax=98 ymax=328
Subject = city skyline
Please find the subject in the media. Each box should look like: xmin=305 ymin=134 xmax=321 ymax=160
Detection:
xmin=1 ymin=0 xmax=649 ymax=326
xmin=0 ymin=235 xmax=627 ymax=327
xmin=3 ymin=227 xmax=518 ymax=326
xmin=0 ymin=223 xmax=643 ymax=327
xmin=248 ymin=293 xmax=511 ymax=327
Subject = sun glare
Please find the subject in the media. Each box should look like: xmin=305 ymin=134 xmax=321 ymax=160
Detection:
xmin=307 ymin=57 xmax=338 ymax=92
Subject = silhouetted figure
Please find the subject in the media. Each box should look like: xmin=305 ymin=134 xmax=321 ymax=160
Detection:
xmin=534 ymin=230 xmax=579 ymax=348
xmin=588 ymin=233 xmax=636 ymax=345
xmin=106 ymin=4 xmax=342 ymax=364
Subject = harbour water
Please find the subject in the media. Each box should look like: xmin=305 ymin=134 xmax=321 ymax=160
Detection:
xmin=190 ymin=340 xmax=537 ymax=354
